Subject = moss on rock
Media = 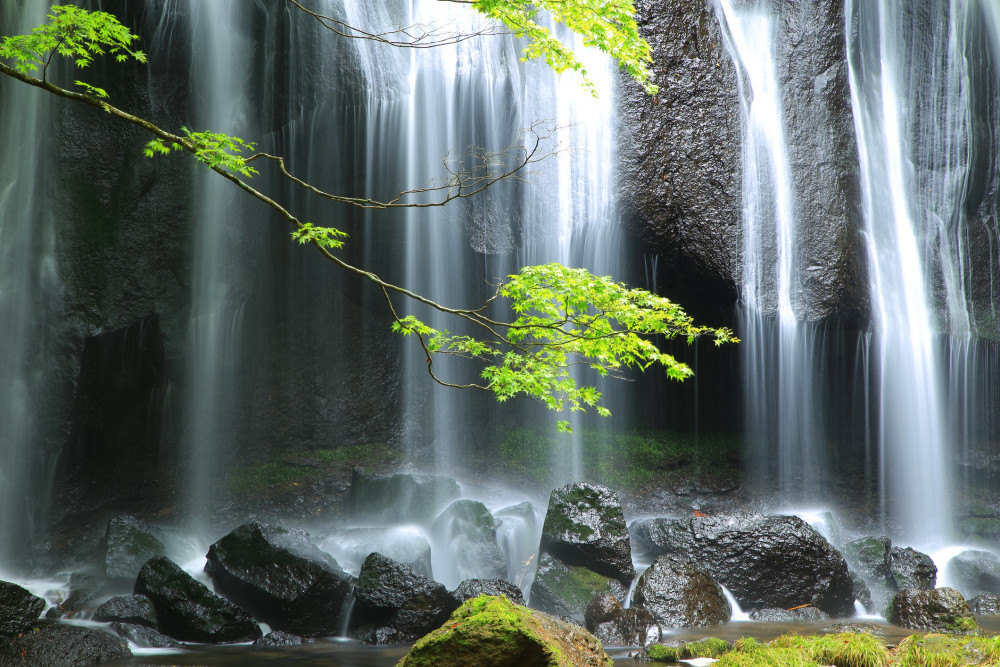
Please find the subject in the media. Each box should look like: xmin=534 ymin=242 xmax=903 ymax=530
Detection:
xmin=396 ymin=595 xmax=613 ymax=667
xmin=648 ymin=637 xmax=732 ymax=661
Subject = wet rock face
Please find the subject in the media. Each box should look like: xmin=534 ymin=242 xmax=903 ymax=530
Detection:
xmin=101 ymin=514 xmax=166 ymax=582
xmin=134 ymin=556 xmax=261 ymax=643
xmin=93 ymin=594 xmax=158 ymax=627
xmin=944 ymin=550 xmax=1000 ymax=599
xmin=888 ymin=587 xmax=977 ymax=632
xmin=205 ymin=521 xmax=355 ymax=637
xmin=617 ymin=0 xmax=742 ymax=300
xmin=890 ymin=547 xmax=937 ymax=591
xmin=969 ymin=592 xmax=1000 ymax=615
xmin=539 ymin=483 xmax=634 ymax=587
xmin=632 ymin=555 xmax=731 ymax=628
xmin=431 ymin=500 xmax=507 ymax=584
xmin=630 ymin=513 xmax=854 ymax=616
xmin=349 ymin=469 xmax=461 ymax=525
xmin=0 ymin=581 xmax=45 ymax=637
xmin=350 ymin=552 xmax=459 ymax=644
xmin=0 ymin=621 xmax=132 ymax=667
xmin=617 ymin=0 xmax=865 ymax=321
xmin=748 ymin=606 xmax=830 ymax=622
xmin=584 ymin=594 xmax=660 ymax=647
xmin=108 ymin=622 xmax=180 ymax=649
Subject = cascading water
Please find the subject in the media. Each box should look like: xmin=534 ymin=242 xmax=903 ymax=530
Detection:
xmin=181 ymin=1 xmax=254 ymax=522
xmin=0 ymin=2 xmax=61 ymax=563
xmin=716 ymin=0 xmax=824 ymax=500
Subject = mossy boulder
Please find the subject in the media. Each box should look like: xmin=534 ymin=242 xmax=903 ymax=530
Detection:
xmin=101 ymin=514 xmax=166 ymax=582
xmin=396 ymin=595 xmax=613 ymax=667
xmin=529 ymin=553 xmax=627 ymax=619
xmin=888 ymin=587 xmax=978 ymax=633
xmin=844 ymin=536 xmax=892 ymax=584
xmin=539 ymin=483 xmax=634 ymax=587
xmin=944 ymin=550 xmax=1000 ymax=599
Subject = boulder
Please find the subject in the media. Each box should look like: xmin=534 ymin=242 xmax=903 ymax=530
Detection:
xmin=350 ymin=552 xmax=459 ymax=643
xmin=888 ymin=587 xmax=977 ymax=633
xmin=748 ymin=607 xmax=830 ymax=622
xmin=944 ymin=550 xmax=1000 ymax=598
xmin=431 ymin=500 xmax=507 ymax=586
xmin=205 ymin=521 xmax=354 ymax=636
xmin=539 ymin=483 xmax=634 ymax=587
xmin=890 ymin=547 xmax=937 ymax=591
xmin=101 ymin=514 xmax=166 ymax=582
xmin=134 ymin=556 xmax=261 ymax=643
xmin=0 ymin=621 xmax=131 ymax=666
xmin=851 ymin=572 xmax=873 ymax=610
xmin=631 ymin=555 xmax=731 ymax=628
xmin=453 ymin=579 xmax=525 ymax=606
xmin=349 ymin=469 xmax=460 ymax=524
xmin=584 ymin=594 xmax=659 ymax=647
xmin=93 ymin=594 xmax=158 ymax=627
xmin=0 ymin=580 xmax=45 ymax=636
xmin=319 ymin=526 xmax=433 ymax=579
xmin=108 ymin=622 xmax=180 ymax=648
xmin=397 ymin=595 xmax=614 ymax=667
xmin=969 ymin=592 xmax=1000 ymax=615
xmin=844 ymin=536 xmax=892 ymax=584
xmin=528 ymin=553 xmax=628 ymax=620
xmin=252 ymin=630 xmax=305 ymax=647
xmin=630 ymin=513 xmax=853 ymax=616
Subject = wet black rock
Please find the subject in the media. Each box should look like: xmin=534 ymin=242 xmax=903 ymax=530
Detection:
xmin=539 ymin=483 xmax=634 ymax=587
xmin=324 ymin=527 xmax=433 ymax=579
xmin=630 ymin=513 xmax=853 ymax=616
xmin=101 ymin=515 xmax=167 ymax=582
xmin=944 ymin=550 xmax=1000 ymax=598
xmin=93 ymin=594 xmax=158 ymax=627
xmin=584 ymin=594 xmax=659 ymax=647
xmin=134 ymin=556 xmax=261 ymax=643
xmin=749 ymin=607 xmax=830 ymax=622
xmin=969 ymin=592 xmax=1000 ymax=615
xmin=632 ymin=555 xmax=731 ymax=628
xmin=431 ymin=500 xmax=507 ymax=583
xmin=350 ymin=552 xmax=459 ymax=643
xmin=851 ymin=572 xmax=873 ymax=610
xmin=529 ymin=553 xmax=628 ymax=620
xmin=109 ymin=622 xmax=180 ymax=649
xmin=888 ymin=587 xmax=977 ymax=632
xmin=252 ymin=630 xmax=305 ymax=647
xmin=0 ymin=621 xmax=131 ymax=666
xmin=452 ymin=579 xmax=525 ymax=606
xmin=349 ymin=469 xmax=460 ymax=525
xmin=205 ymin=521 xmax=354 ymax=637
xmin=0 ymin=580 xmax=45 ymax=636
xmin=890 ymin=547 xmax=937 ymax=591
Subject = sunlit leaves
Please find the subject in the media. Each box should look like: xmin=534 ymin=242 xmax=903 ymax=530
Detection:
xmin=290 ymin=223 xmax=349 ymax=250
xmin=392 ymin=264 xmax=736 ymax=430
xmin=144 ymin=127 xmax=257 ymax=177
xmin=0 ymin=4 xmax=145 ymax=83
xmin=470 ymin=0 xmax=656 ymax=96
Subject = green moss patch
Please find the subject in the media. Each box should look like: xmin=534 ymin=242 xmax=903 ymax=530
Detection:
xmin=226 ymin=443 xmax=397 ymax=497
xmin=648 ymin=637 xmax=731 ymax=661
xmin=396 ymin=595 xmax=613 ymax=667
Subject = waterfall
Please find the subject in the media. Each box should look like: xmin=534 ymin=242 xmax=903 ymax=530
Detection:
xmin=0 ymin=2 xmax=61 ymax=563
xmin=181 ymin=0 xmax=255 ymax=522
xmin=716 ymin=0 xmax=824 ymax=499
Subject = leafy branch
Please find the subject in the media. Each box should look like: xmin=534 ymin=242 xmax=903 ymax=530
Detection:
xmin=0 ymin=4 xmax=731 ymax=431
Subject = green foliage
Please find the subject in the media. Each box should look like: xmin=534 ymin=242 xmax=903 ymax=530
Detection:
xmin=145 ymin=128 xmax=258 ymax=177
xmin=394 ymin=264 xmax=735 ymax=431
xmin=290 ymin=223 xmax=349 ymax=250
xmin=0 ymin=4 xmax=145 ymax=81
xmin=648 ymin=638 xmax=732 ymax=661
xmin=471 ymin=0 xmax=656 ymax=96
xmin=769 ymin=633 xmax=890 ymax=667
xmin=893 ymin=633 xmax=1000 ymax=667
